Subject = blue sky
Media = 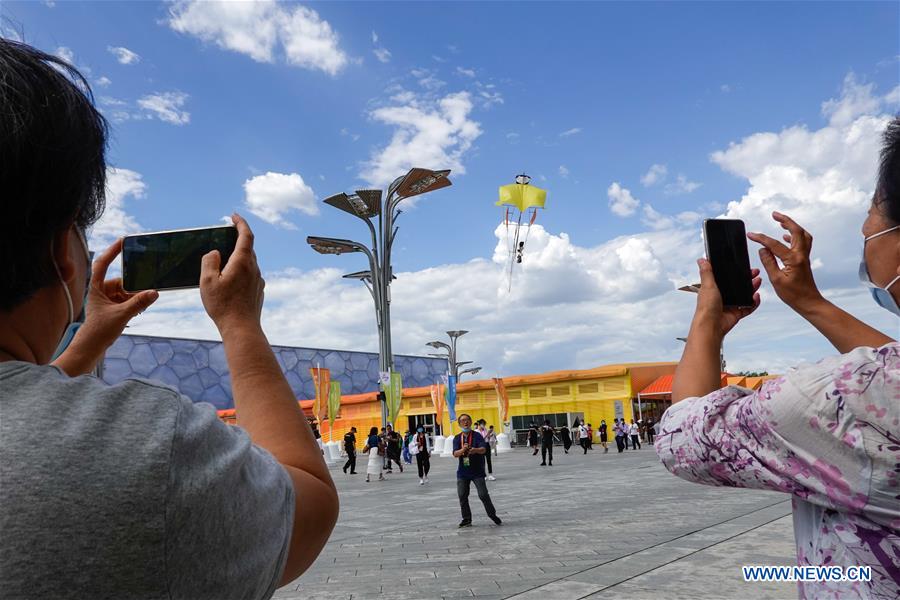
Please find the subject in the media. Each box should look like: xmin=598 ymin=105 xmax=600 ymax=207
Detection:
xmin=3 ymin=1 xmax=898 ymax=377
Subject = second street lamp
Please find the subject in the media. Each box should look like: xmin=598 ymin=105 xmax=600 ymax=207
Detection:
xmin=308 ymin=168 xmax=452 ymax=431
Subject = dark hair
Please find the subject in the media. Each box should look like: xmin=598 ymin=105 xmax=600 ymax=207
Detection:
xmin=0 ymin=39 xmax=108 ymax=311
xmin=369 ymin=427 xmax=378 ymax=436
xmin=457 ymin=413 xmax=471 ymax=422
xmin=877 ymin=116 xmax=900 ymax=225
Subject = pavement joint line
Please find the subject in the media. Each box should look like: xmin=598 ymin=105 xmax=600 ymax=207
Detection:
xmin=587 ymin=512 xmax=794 ymax=597
xmin=502 ymin=498 xmax=791 ymax=600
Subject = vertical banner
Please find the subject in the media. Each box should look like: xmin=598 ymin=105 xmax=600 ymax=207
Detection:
xmin=446 ymin=374 xmax=458 ymax=422
xmin=310 ymin=367 xmax=330 ymax=425
xmin=430 ymin=382 xmax=445 ymax=433
xmin=386 ymin=371 xmax=403 ymax=425
xmin=328 ymin=381 xmax=341 ymax=427
xmin=493 ymin=377 xmax=509 ymax=423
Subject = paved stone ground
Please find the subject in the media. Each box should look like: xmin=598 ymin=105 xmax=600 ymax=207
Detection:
xmin=274 ymin=445 xmax=798 ymax=600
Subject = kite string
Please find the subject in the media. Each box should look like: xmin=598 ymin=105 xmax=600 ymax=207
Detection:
xmin=521 ymin=208 xmax=538 ymax=255
xmin=508 ymin=209 xmax=524 ymax=292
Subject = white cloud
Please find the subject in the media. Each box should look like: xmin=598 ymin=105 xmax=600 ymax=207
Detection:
xmin=720 ymin=84 xmax=731 ymax=93
xmin=607 ymin=182 xmax=640 ymax=217
xmin=640 ymin=163 xmax=668 ymax=187
xmin=167 ymin=0 xmax=348 ymax=75
xmin=506 ymin=132 xmax=520 ymax=141
xmin=340 ymin=127 xmax=360 ymax=142
xmin=95 ymin=76 xmax=112 ymax=87
xmin=361 ymin=91 xmax=482 ymax=188
xmin=115 ymin=70 xmax=900 ymax=382
xmin=137 ymin=92 xmax=190 ymax=125
xmin=711 ymin=72 xmax=896 ymax=288
xmin=373 ymin=47 xmax=392 ymax=63
xmin=820 ymin=73 xmax=886 ymax=127
xmin=456 ymin=67 xmax=475 ymax=77
xmin=641 ymin=204 xmax=674 ymax=230
xmin=55 ymin=46 xmax=75 ymax=64
xmin=371 ymin=30 xmax=391 ymax=63
xmin=664 ymin=174 xmax=702 ymax=195
xmin=90 ymin=168 xmax=146 ymax=248
xmin=107 ymin=46 xmax=140 ymax=65
xmin=243 ymin=171 xmax=318 ymax=229
xmin=559 ymin=127 xmax=581 ymax=137
xmin=559 ymin=165 xmax=570 ymax=178
xmin=477 ymin=89 xmax=504 ymax=108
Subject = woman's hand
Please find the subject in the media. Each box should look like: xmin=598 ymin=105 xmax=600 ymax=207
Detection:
xmin=747 ymin=212 xmax=824 ymax=314
xmin=692 ymin=257 xmax=762 ymax=339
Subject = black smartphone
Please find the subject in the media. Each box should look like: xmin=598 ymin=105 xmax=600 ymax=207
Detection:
xmin=702 ymin=219 xmax=754 ymax=307
xmin=122 ymin=224 xmax=238 ymax=292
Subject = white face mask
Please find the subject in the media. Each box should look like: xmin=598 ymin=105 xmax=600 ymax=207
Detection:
xmin=859 ymin=225 xmax=900 ymax=317
xmin=51 ymin=227 xmax=91 ymax=360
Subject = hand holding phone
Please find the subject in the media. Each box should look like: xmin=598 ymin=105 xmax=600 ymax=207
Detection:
xmin=703 ymin=219 xmax=755 ymax=307
xmin=122 ymin=224 xmax=238 ymax=292
xmin=199 ymin=214 xmax=266 ymax=334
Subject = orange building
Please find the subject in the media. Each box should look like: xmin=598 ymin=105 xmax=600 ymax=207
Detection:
xmin=219 ymin=361 xmax=680 ymax=443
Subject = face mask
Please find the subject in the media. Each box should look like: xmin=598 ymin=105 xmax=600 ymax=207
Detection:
xmin=859 ymin=225 xmax=900 ymax=317
xmin=461 ymin=426 xmax=471 ymax=433
xmin=51 ymin=227 xmax=91 ymax=361
xmin=417 ymin=428 xmax=424 ymax=433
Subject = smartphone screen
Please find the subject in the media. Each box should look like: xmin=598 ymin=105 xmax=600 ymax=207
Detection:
xmin=122 ymin=225 xmax=238 ymax=292
xmin=703 ymin=219 xmax=754 ymax=307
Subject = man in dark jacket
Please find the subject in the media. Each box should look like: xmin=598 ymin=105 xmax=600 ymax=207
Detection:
xmin=342 ymin=427 xmax=357 ymax=474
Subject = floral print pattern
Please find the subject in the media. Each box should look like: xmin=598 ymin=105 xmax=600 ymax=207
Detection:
xmin=656 ymin=343 xmax=900 ymax=599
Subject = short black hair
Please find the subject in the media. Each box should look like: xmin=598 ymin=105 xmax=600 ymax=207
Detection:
xmin=0 ymin=38 xmax=108 ymax=311
xmin=877 ymin=116 xmax=900 ymax=225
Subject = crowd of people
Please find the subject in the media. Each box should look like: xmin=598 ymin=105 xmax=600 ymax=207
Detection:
xmin=525 ymin=417 xmax=657 ymax=459
xmin=1 ymin=37 xmax=896 ymax=599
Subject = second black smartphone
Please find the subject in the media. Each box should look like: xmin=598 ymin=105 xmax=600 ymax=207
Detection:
xmin=702 ymin=219 xmax=754 ymax=307
xmin=122 ymin=224 xmax=238 ymax=292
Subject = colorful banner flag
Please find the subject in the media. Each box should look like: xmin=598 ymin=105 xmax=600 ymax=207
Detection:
xmin=493 ymin=377 xmax=509 ymax=423
xmin=384 ymin=371 xmax=403 ymax=425
xmin=328 ymin=381 xmax=341 ymax=426
xmin=446 ymin=374 xmax=458 ymax=421
xmin=310 ymin=366 xmax=330 ymax=424
xmin=430 ymin=382 xmax=445 ymax=429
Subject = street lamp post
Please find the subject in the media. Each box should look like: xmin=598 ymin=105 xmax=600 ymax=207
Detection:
xmin=308 ymin=169 xmax=452 ymax=431
xmin=426 ymin=330 xmax=481 ymax=437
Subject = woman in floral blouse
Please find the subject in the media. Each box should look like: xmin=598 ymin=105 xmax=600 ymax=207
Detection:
xmin=656 ymin=118 xmax=900 ymax=599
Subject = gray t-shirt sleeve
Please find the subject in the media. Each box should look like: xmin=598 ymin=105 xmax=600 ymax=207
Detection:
xmin=164 ymin=395 xmax=295 ymax=600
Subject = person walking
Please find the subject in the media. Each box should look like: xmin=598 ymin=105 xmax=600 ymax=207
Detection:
xmin=578 ymin=421 xmax=589 ymax=454
xmin=363 ymin=427 xmax=385 ymax=482
xmin=598 ymin=420 xmax=609 ymax=453
xmin=645 ymin=418 xmax=655 ymax=445
xmin=485 ymin=424 xmax=498 ymax=479
xmin=621 ymin=419 xmax=631 ymax=450
xmin=384 ymin=424 xmax=403 ymax=473
xmin=629 ymin=419 xmax=641 ymax=449
xmin=475 ymin=420 xmax=496 ymax=481
xmin=402 ymin=430 xmax=413 ymax=465
xmin=560 ymin=423 xmax=572 ymax=453
xmin=487 ymin=425 xmax=499 ymax=457
xmin=540 ymin=419 xmax=555 ymax=466
xmin=573 ymin=419 xmax=582 ymax=449
xmin=452 ymin=414 xmax=502 ymax=527
xmin=412 ymin=426 xmax=431 ymax=485
xmin=342 ymin=427 xmax=358 ymax=474
xmin=586 ymin=423 xmax=594 ymax=450
xmin=614 ymin=419 xmax=625 ymax=453
xmin=528 ymin=422 xmax=539 ymax=455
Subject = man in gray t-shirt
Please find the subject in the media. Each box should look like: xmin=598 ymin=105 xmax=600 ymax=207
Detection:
xmin=0 ymin=40 xmax=338 ymax=599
